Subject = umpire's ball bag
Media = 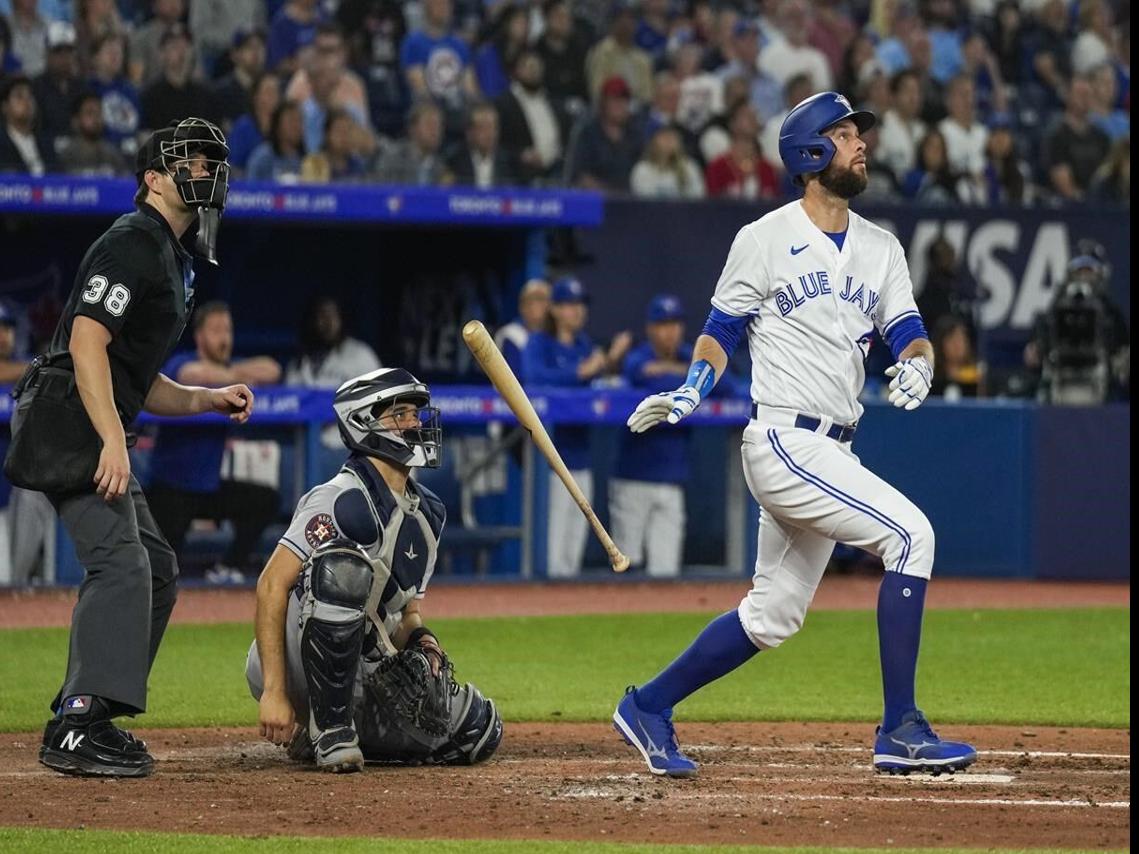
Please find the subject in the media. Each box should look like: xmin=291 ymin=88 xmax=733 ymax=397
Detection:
xmin=4 ymin=359 xmax=103 ymax=495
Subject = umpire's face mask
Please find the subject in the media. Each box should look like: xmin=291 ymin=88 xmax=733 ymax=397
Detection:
xmin=161 ymin=118 xmax=231 ymax=265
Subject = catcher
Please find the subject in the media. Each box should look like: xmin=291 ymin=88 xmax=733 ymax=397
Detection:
xmin=245 ymin=368 xmax=503 ymax=772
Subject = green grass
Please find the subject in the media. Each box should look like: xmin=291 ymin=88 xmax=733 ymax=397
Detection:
xmin=0 ymin=830 xmax=1124 ymax=854
xmin=0 ymin=609 xmax=1128 ymax=731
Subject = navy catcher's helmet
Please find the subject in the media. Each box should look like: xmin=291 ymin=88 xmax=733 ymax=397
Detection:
xmin=334 ymin=368 xmax=442 ymax=468
xmin=778 ymin=92 xmax=876 ymax=185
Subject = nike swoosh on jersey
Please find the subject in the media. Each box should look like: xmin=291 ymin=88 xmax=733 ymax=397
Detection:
xmin=790 ymin=244 xmax=809 ymax=255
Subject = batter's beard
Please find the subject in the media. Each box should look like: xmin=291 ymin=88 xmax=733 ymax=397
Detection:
xmin=818 ymin=162 xmax=868 ymax=199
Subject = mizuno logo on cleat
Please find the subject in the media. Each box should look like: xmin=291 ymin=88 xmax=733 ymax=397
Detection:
xmin=637 ymin=722 xmax=668 ymax=760
xmin=890 ymin=736 xmax=937 ymax=759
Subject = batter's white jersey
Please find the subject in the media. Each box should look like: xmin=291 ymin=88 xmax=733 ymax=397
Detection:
xmin=712 ymin=200 xmax=920 ymax=424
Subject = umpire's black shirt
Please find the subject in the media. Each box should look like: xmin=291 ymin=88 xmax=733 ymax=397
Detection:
xmin=48 ymin=203 xmax=194 ymax=424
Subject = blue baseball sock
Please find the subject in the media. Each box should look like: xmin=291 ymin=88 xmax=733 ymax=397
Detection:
xmin=877 ymin=572 xmax=928 ymax=732
xmin=635 ymin=611 xmax=759 ymax=714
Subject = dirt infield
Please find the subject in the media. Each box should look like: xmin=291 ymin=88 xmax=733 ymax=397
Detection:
xmin=0 ymin=722 xmax=1128 ymax=848
xmin=0 ymin=576 xmax=1130 ymax=628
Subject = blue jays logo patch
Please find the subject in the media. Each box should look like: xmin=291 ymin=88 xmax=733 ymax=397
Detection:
xmin=305 ymin=513 xmax=338 ymax=548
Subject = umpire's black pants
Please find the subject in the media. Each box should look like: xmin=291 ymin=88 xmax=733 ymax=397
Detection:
xmin=48 ymin=476 xmax=178 ymax=717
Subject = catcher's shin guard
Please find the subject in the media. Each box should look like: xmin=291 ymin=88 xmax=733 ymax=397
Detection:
xmin=300 ymin=540 xmax=374 ymax=771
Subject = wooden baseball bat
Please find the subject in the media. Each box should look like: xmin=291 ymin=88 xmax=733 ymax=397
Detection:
xmin=462 ymin=320 xmax=630 ymax=573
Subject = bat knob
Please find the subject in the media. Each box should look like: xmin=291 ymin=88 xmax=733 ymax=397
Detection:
xmin=612 ymin=553 xmax=630 ymax=574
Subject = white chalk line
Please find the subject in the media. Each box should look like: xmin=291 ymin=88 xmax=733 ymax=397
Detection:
xmin=686 ymin=744 xmax=1130 ymax=760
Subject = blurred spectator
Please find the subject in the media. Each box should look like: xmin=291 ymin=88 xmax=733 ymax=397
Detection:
xmin=1088 ymin=135 xmax=1129 ymax=204
xmin=1071 ymin=0 xmax=1117 ymax=77
xmin=399 ymin=0 xmax=479 ymax=120
xmin=211 ymin=28 xmax=266 ymax=127
xmin=1024 ymin=0 xmax=1072 ymax=114
xmin=75 ymin=0 xmax=130 ymax=75
xmin=300 ymin=107 xmax=371 ymax=182
xmin=226 ymin=72 xmax=278 ymax=171
xmin=855 ymin=60 xmax=891 ymax=116
xmin=287 ymin=24 xmax=370 ymax=153
xmin=0 ymin=302 xmax=26 ymax=383
xmin=0 ymin=74 xmax=55 ymax=174
xmin=522 ymin=276 xmax=631 ymax=577
xmin=901 ymin=128 xmax=970 ymax=204
xmin=569 ymin=74 xmax=640 ymax=192
xmin=858 ymin=124 xmax=902 ymax=202
xmin=267 ymin=0 xmax=323 ymax=77
xmin=496 ymin=49 xmax=564 ymax=184
xmin=700 ymin=5 xmax=738 ymax=73
xmin=987 ymin=0 xmax=1024 ymax=87
xmin=494 ymin=277 xmax=550 ymax=377
xmin=704 ymin=101 xmax=779 ymax=199
xmin=716 ymin=19 xmax=783 ymax=126
xmin=246 ymin=99 xmax=304 ymax=182
xmin=937 ymin=73 xmax=988 ymax=195
xmin=286 ymin=295 xmax=381 ymax=388
xmin=610 ymin=294 xmax=691 ymax=578
xmin=808 ymin=0 xmax=857 ymax=84
xmin=876 ymin=5 xmax=923 ymax=76
xmin=474 ymin=3 xmax=528 ymax=100
xmin=759 ymin=72 xmax=813 ymax=175
xmin=929 ymin=315 xmax=982 ymax=400
xmin=536 ymin=0 xmax=589 ymax=113
xmin=634 ymin=0 xmax=670 ymax=59
xmin=147 ymin=302 xmax=283 ymax=583
xmin=58 ymin=88 xmax=129 ymax=174
xmin=445 ymin=99 xmax=517 ymax=188
xmin=673 ymin=40 xmax=722 ymax=136
xmin=31 ymin=21 xmax=81 ymax=145
xmin=0 ymin=16 xmax=16 ymax=77
xmin=336 ymin=0 xmax=405 ymax=85
xmin=87 ymin=33 xmax=141 ymax=150
xmin=373 ymin=98 xmax=448 ymax=185
xmin=698 ymin=72 xmax=749 ymax=163
xmin=959 ymin=31 xmax=1008 ymax=124
xmin=638 ymin=70 xmax=683 ymax=143
xmin=876 ymin=69 xmax=928 ymax=182
xmin=189 ymin=0 xmax=266 ymax=76
xmin=838 ymin=31 xmax=878 ymax=98
xmin=760 ymin=0 xmax=834 ymax=92
xmin=917 ymin=235 xmax=979 ymax=336
xmin=630 ymin=124 xmax=704 ymax=199
xmin=1087 ymin=62 xmax=1129 ymax=142
xmin=140 ymin=25 xmax=213 ymax=131
xmin=131 ymin=0 xmax=193 ymax=86
xmin=922 ymin=0 xmax=965 ymax=84
xmin=1041 ymin=75 xmax=1111 ymax=201
xmin=584 ymin=1 xmax=652 ymax=105
xmin=7 ymin=0 xmax=49 ymax=79
xmin=981 ymin=119 xmax=1034 ymax=205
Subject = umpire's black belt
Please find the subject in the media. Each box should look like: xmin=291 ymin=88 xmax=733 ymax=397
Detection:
xmin=750 ymin=403 xmax=858 ymax=443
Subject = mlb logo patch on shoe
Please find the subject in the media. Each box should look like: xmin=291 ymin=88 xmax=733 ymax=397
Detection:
xmin=65 ymin=696 xmax=90 ymax=711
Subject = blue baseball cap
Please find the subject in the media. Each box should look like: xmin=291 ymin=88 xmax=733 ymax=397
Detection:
xmin=646 ymin=294 xmax=684 ymax=323
xmin=552 ymin=276 xmax=589 ymax=304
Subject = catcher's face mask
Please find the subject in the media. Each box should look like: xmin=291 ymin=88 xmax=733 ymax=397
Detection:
xmin=334 ymin=369 xmax=443 ymax=469
xmin=139 ymin=117 xmax=231 ymax=264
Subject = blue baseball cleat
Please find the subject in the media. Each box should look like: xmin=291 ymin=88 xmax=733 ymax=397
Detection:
xmin=612 ymin=686 xmax=698 ymax=778
xmin=873 ymin=709 xmax=977 ymax=775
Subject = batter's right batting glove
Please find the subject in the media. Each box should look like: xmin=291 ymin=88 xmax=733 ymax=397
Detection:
xmin=627 ymin=386 xmax=702 ymax=433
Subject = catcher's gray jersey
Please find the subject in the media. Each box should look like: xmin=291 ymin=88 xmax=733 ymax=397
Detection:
xmin=280 ymin=455 xmax=446 ymax=638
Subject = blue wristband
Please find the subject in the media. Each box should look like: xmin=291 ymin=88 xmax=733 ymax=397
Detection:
xmin=685 ymin=360 xmax=716 ymax=400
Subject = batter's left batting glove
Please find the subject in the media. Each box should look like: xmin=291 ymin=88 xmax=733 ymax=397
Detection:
xmin=885 ymin=356 xmax=934 ymax=411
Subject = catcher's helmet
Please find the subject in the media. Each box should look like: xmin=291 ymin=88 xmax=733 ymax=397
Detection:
xmin=334 ymin=368 xmax=442 ymax=468
xmin=778 ymin=92 xmax=876 ymax=185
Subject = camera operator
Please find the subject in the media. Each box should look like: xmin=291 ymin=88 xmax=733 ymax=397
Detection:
xmin=1024 ymin=239 xmax=1129 ymax=404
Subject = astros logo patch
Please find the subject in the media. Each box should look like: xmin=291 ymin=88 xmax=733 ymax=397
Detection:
xmin=305 ymin=513 xmax=338 ymax=548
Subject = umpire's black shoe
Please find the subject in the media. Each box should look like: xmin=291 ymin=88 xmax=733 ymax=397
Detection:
xmin=40 ymin=718 xmax=155 ymax=778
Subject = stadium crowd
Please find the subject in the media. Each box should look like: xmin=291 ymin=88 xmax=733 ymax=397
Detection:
xmin=0 ymin=0 xmax=1130 ymax=204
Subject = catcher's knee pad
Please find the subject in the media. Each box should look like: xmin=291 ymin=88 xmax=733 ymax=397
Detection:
xmin=737 ymin=570 xmax=815 ymax=649
xmin=300 ymin=540 xmax=374 ymax=736
xmin=430 ymin=683 xmax=504 ymax=766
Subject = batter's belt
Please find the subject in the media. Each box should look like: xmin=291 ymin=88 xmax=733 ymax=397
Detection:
xmin=750 ymin=403 xmax=858 ymax=443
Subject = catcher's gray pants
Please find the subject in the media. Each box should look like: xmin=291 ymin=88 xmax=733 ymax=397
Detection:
xmin=49 ymin=476 xmax=179 ymax=715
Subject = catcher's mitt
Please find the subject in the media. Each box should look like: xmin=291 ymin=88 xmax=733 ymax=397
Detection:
xmin=368 ymin=645 xmax=455 ymax=738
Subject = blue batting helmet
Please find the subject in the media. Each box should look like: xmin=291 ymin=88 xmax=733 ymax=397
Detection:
xmin=778 ymin=92 xmax=876 ymax=184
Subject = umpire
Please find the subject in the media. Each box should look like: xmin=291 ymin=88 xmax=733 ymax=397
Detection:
xmin=3 ymin=117 xmax=255 ymax=778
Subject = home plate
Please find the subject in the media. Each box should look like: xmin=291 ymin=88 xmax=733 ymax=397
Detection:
xmin=886 ymin=773 xmax=1015 ymax=785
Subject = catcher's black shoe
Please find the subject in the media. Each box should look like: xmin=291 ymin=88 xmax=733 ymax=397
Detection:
xmin=40 ymin=717 xmax=155 ymax=778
